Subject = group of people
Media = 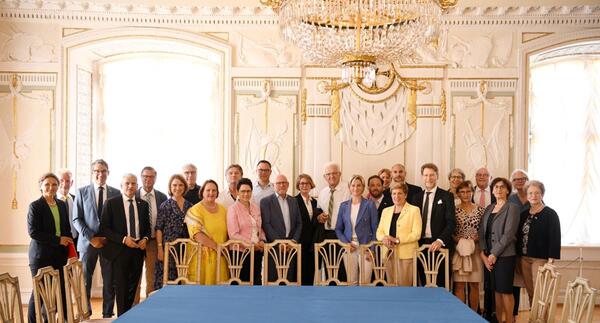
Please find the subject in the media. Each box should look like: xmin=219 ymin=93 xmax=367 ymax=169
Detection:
xmin=26 ymin=159 xmax=561 ymax=322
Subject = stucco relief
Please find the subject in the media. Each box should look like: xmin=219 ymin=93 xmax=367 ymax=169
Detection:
xmin=0 ymin=25 xmax=57 ymax=63
xmin=236 ymin=33 xmax=300 ymax=67
xmin=448 ymin=33 xmax=514 ymax=68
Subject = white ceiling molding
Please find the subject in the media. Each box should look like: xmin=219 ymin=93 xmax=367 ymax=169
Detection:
xmin=0 ymin=1 xmax=599 ymax=27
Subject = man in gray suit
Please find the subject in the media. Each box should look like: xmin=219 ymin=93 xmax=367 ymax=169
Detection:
xmin=260 ymin=174 xmax=302 ymax=283
xmin=73 ymin=159 xmax=120 ymax=318
xmin=134 ymin=166 xmax=167 ymax=301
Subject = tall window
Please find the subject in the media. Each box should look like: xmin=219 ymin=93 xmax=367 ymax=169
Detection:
xmin=99 ymin=54 xmax=221 ymax=191
xmin=528 ymin=41 xmax=600 ymax=245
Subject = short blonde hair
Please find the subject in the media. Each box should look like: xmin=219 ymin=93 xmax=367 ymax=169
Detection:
xmin=389 ymin=182 xmax=408 ymax=195
xmin=348 ymin=174 xmax=365 ymax=188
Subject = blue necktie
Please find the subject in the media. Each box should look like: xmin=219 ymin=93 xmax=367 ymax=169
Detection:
xmin=128 ymin=199 xmax=137 ymax=239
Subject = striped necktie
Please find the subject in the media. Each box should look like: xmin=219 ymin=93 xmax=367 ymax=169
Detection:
xmin=327 ymin=188 xmax=335 ymax=228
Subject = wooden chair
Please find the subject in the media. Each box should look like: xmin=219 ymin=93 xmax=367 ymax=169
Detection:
xmin=163 ymin=238 xmax=202 ymax=285
xmin=559 ymin=277 xmax=597 ymax=323
xmin=216 ymin=240 xmax=254 ymax=285
xmin=529 ymin=263 xmax=561 ymax=323
xmin=0 ymin=272 xmax=24 ymax=323
xmin=359 ymin=241 xmax=396 ymax=286
xmin=412 ymin=244 xmax=450 ymax=290
xmin=32 ymin=266 xmax=64 ymax=323
xmin=263 ymin=240 xmax=301 ymax=286
xmin=313 ymin=239 xmax=353 ymax=286
xmin=63 ymin=258 xmax=91 ymax=323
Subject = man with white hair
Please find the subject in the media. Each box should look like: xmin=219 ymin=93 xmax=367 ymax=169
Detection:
xmin=473 ymin=167 xmax=495 ymax=208
xmin=56 ymin=168 xmax=77 ymax=250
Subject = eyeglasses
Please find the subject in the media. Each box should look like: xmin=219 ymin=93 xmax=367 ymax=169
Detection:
xmin=324 ymin=172 xmax=340 ymax=177
xmin=275 ymin=181 xmax=288 ymax=185
xmin=239 ymin=189 xmax=252 ymax=194
xmin=141 ymin=175 xmax=156 ymax=179
xmin=457 ymin=190 xmax=472 ymax=194
xmin=512 ymin=178 xmax=528 ymax=181
xmin=257 ymin=169 xmax=271 ymax=173
xmin=93 ymin=169 xmax=108 ymax=174
xmin=450 ymin=176 xmax=464 ymax=180
xmin=476 ymin=174 xmax=490 ymax=177
xmin=298 ymin=182 xmax=311 ymax=186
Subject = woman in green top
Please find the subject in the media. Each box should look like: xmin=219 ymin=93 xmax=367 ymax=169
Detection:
xmin=27 ymin=172 xmax=73 ymax=323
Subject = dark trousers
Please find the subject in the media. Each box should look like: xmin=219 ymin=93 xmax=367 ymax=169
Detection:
xmin=320 ymin=230 xmax=347 ymax=283
xmin=112 ymin=247 xmax=144 ymax=316
xmin=80 ymin=243 xmax=115 ymax=317
xmin=28 ymin=259 xmax=67 ymax=323
xmin=417 ymin=238 xmax=451 ymax=288
xmin=301 ymin=242 xmax=314 ymax=285
xmin=240 ymin=250 xmax=263 ymax=285
xmin=266 ymin=255 xmax=297 ymax=284
xmin=483 ymin=265 xmax=498 ymax=322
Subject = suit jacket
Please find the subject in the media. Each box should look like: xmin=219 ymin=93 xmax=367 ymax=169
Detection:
xmin=295 ymin=194 xmax=322 ymax=246
xmin=27 ymin=196 xmax=72 ymax=264
xmin=73 ymin=184 xmax=120 ymax=252
xmin=335 ymin=198 xmax=379 ymax=245
xmin=136 ymin=188 xmax=168 ymax=234
xmin=376 ymin=203 xmax=422 ymax=259
xmin=99 ymin=195 xmax=151 ymax=261
xmin=479 ymin=202 xmax=520 ymax=257
xmin=375 ymin=194 xmax=393 ymax=219
xmin=411 ymin=187 xmax=457 ymax=249
xmin=260 ymin=194 xmax=302 ymax=242
xmin=406 ymin=182 xmax=422 ymax=202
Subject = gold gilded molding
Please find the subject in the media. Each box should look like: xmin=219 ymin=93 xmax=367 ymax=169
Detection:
xmin=301 ymin=88 xmax=307 ymax=125
xmin=440 ymin=90 xmax=447 ymax=125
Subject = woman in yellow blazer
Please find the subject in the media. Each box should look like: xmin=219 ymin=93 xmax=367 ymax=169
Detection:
xmin=376 ymin=183 xmax=422 ymax=286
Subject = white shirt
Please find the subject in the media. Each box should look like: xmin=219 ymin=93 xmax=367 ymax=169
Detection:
xmin=139 ymin=188 xmax=157 ymax=237
xmin=302 ymin=195 xmax=314 ymax=219
xmin=58 ymin=193 xmax=77 ymax=238
xmin=252 ymin=182 xmax=274 ymax=205
xmin=372 ymin=195 xmax=384 ymax=209
xmin=350 ymin=201 xmax=360 ymax=242
xmin=216 ymin=189 xmax=236 ymax=208
xmin=276 ymin=193 xmax=291 ymax=237
xmin=94 ymin=183 xmax=108 ymax=209
xmin=422 ymin=186 xmax=437 ymax=239
xmin=122 ymin=195 xmax=139 ymax=239
xmin=473 ymin=186 xmax=492 ymax=207
xmin=318 ymin=182 xmax=350 ymax=230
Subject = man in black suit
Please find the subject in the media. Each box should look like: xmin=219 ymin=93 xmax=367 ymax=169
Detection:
xmin=411 ymin=163 xmax=456 ymax=288
xmin=367 ymin=175 xmax=392 ymax=219
xmin=260 ymin=174 xmax=302 ymax=283
xmin=135 ymin=166 xmax=167 ymax=301
xmin=100 ymin=174 xmax=150 ymax=316
xmin=390 ymin=163 xmax=422 ymax=201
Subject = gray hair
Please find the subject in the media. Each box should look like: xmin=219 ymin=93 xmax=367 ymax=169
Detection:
xmin=182 ymin=163 xmax=197 ymax=171
xmin=323 ymin=161 xmax=341 ymax=173
xmin=510 ymin=168 xmax=529 ymax=181
xmin=448 ymin=168 xmax=466 ymax=181
xmin=55 ymin=168 xmax=72 ymax=178
xmin=524 ymin=180 xmax=545 ymax=195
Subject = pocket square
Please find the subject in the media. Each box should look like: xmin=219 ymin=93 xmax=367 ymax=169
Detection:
xmin=437 ymin=199 xmax=443 ymax=205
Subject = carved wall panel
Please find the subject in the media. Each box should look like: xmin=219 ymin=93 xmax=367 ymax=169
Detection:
xmin=233 ymin=78 xmax=300 ymax=186
xmin=0 ymin=22 xmax=59 ymax=63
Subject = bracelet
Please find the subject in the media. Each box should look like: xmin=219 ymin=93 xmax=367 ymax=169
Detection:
xmin=157 ymin=243 xmax=163 ymax=247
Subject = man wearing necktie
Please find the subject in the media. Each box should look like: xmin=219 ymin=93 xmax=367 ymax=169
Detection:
xmin=100 ymin=173 xmax=150 ymax=316
xmin=473 ymin=167 xmax=496 ymax=208
xmin=410 ymin=163 xmax=456 ymax=288
xmin=135 ymin=166 xmax=167 ymax=301
xmin=57 ymin=168 xmax=78 ymax=253
xmin=72 ymin=159 xmax=120 ymax=318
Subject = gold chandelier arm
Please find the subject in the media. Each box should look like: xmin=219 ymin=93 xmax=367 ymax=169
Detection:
xmin=260 ymin=0 xmax=282 ymax=12
xmin=436 ymin=0 xmax=458 ymax=11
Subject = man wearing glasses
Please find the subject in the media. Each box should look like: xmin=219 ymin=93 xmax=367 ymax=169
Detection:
xmin=252 ymin=160 xmax=275 ymax=204
xmin=73 ymin=159 xmax=120 ymax=318
xmin=473 ymin=167 xmax=495 ymax=208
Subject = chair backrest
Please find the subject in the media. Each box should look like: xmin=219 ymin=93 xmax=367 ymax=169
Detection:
xmin=413 ymin=244 xmax=450 ymax=290
xmin=559 ymin=277 xmax=597 ymax=323
xmin=263 ymin=240 xmax=301 ymax=286
xmin=0 ymin=272 xmax=24 ymax=323
xmin=163 ymin=238 xmax=202 ymax=285
xmin=529 ymin=263 xmax=561 ymax=323
xmin=313 ymin=239 xmax=353 ymax=286
xmin=216 ymin=240 xmax=254 ymax=285
xmin=63 ymin=258 xmax=90 ymax=323
xmin=359 ymin=241 xmax=396 ymax=286
xmin=32 ymin=266 xmax=64 ymax=323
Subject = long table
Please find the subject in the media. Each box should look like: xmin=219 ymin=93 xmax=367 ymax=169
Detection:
xmin=117 ymin=285 xmax=486 ymax=323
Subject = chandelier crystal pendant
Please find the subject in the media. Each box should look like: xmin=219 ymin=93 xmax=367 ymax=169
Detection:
xmin=261 ymin=0 xmax=455 ymax=85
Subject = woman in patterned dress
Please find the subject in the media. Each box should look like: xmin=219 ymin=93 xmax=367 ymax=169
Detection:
xmin=154 ymin=174 xmax=193 ymax=290
xmin=186 ymin=179 xmax=229 ymax=285
xmin=452 ymin=180 xmax=485 ymax=311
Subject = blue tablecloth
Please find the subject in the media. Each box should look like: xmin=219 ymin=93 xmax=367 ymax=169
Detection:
xmin=117 ymin=285 xmax=486 ymax=323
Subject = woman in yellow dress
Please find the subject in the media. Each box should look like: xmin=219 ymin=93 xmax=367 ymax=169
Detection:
xmin=185 ymin=179 xmax=229 ymax=284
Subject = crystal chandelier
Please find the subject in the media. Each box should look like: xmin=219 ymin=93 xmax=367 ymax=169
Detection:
xmin=261 ymin=0 xmax=457 ymax=85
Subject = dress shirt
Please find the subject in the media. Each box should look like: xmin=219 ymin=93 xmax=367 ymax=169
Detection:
xmin=276 ymin=193 xmax=291 ymax=237
xmin=139 ymin=188 xmax=157 ymax=237
xmin=58 ymin=193 xmax=77 ymax=238
xmin=252 ymin=182 xmax=274 ymax=205
xmin=473 ymin=186 xmax=492 ymax=208
xmin=372 ymin=195 xmax=384 ymax=209
xmin=94 ymin=183 xmax=108 ymax=209
xmin=318 ymin=182 xmax=350 ymax=230
xmin=350 ymin=201 xmax=360 ymax=241
xmin=122 ymin=195 xmax=139 ymax=239
xmin=301 ymin=195 xmax=313 ymax=219
xmin=422 ymin=186 xmax=437 ymax=239
xmin=216 ymin=189 xmax=236 ymax=208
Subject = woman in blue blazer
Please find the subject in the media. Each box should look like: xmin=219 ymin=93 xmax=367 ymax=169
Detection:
xmin=27 ymin=172 xmax=73 ymax=323
xmin=335 ymin=175 xmax=379 ymax=284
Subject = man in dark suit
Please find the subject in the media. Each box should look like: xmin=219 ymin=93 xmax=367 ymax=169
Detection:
xmin=134 ymin=166 xmax=167 ymax=302
xmin=390 ymin=163 xmax=422 ymax=201
xmin=72 ymin=159 xmax=120 ymax=318
xmin=473 ymin=167 xmax=496 ymax=208
xmin=57 ymin=168 xmax=77 ymax=252
xmin=411 ymin=163 xmax=456 ymax=288
xmin=100 ymin=173 xmax=150 ymax=316
xmin=260 ymin=174 xmax=302 ymax=283
xmin=368 ymin=175 xmax=392 ymax=219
